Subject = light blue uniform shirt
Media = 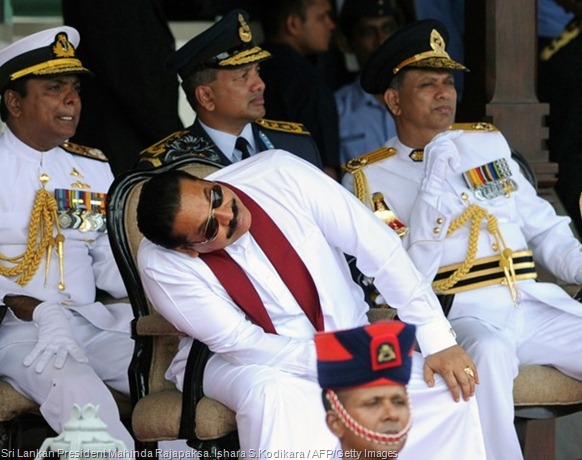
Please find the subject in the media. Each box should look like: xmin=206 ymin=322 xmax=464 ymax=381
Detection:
xmin=538 ymin=0 xmax=574 ymax=39
xmin=334 ymin=79 xmax=396 ymax=165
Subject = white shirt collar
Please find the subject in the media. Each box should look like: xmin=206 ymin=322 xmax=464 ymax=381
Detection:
xmin=198 ymin=120 xmax=256 ymax=162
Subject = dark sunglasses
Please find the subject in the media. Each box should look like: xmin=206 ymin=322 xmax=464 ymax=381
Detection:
xmin=194 ymin=183 xmax=223 ymax=245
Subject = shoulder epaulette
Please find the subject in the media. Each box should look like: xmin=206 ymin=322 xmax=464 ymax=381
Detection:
xmin=341 ymin=146 xmax=397 ymax=173
xmin=450 ymin=122 xmax=499 ymax=132
xmin=255 ymin=118 xmax=311 ymax=135
xmin=540 ymin=19 xmax=582 ymax=61
xmin=139 ymin=130 xmax=191 ymax=158
xmin=60 ymin=141 xmax=108 ymax=162
xmin=138 ymin=129 xmax=220 ymax=168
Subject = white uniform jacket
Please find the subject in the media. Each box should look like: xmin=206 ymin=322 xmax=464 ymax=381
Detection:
xmin=0 ymin=127 xmax=131 ymax=333
xmin=344 ymin=129 xmax=582 ymax=328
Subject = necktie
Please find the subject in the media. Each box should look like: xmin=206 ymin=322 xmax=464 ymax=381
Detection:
xmin=235 ymin=137 xmax=251 ymax=160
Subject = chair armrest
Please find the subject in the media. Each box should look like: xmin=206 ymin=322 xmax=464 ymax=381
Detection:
xmin=135 ymin=312 xmax=185 ymax=337
xmin=95 ymin=289 xmax=129 ymax=305
xmin=179 ymin=339 xmax=211 ymax=440
xmin=367 ymin=307 xmax=398 ymax=323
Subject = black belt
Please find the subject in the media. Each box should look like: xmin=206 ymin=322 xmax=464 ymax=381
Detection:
xmin=433 ymin=250 xmax=537 ymax=294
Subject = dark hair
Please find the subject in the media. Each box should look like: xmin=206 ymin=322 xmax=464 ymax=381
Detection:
xmin=320 ymin=389 xmax=347 ymax=411
xmin=260 ymin=0 xmax=315 ymax=42
xmin=321 ymin=390 xmax=331 ymax=411
xmin=0 ymin=77 xmax=29 ymax=122
xmin=136 ymin=169 xmax=200 ymax=249
xmin=180 ymin=67 xmax=218 ymax=110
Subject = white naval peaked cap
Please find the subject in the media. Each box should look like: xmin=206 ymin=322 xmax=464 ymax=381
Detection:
xmin=0 ymin=26 xmax=92 ymax=92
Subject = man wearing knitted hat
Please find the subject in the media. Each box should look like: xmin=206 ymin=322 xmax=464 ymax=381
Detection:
xmin=0 ymin=27 xmax=135 ymax=454
xmin=316 ymin=320 xmax=415 ymax=456
xmin=342 ymin=19 xmax=582 ymax=460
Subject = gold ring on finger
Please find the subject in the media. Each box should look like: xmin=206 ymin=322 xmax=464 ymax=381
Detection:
xmin=463 ymin=366 xmax=475 ymax=378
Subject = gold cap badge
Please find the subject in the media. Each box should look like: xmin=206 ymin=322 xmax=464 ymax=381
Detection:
xmin=394 ymin=28 xmax=468 ymax=75
xmin=238 ymin=14 xmax=252 ymax=43
xmin=52 ymin=33 xmax=76 ymax=58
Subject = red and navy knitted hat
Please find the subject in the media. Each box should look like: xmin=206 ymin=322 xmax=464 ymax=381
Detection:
xmin=315 ymin=320 xmax=416 ymax=390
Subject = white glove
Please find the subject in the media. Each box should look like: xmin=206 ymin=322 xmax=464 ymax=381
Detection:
xmin=420 ymin=130 xmax=463 ymax=192
xmin=24 ymin=302 xmax=88 ymax=373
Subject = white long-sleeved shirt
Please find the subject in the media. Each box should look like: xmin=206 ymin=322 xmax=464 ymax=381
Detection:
xmin=138 ymin=150 xmax=455 ymax=386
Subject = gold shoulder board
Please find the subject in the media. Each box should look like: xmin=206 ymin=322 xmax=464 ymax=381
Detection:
xmin=255 ymin=118 xmax=311 ymax=135
xmin=342 ymin=147 xmax=397 ymax=173
xmin=60 ymin=141 xmax=108 ymax=162
xmin=450 ymin=122 xmax=499 ymax=132
xmin=139 ymin=130 xmax=190 ymax=158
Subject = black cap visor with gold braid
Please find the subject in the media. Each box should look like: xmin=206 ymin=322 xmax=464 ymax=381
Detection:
xmin=168 ymin=9 xmax=271 ymax=79
xmin=361 ymin=19 xmax=468 ymax=94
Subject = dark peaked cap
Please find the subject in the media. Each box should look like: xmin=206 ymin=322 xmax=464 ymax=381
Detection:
xmin=339 ymin=0 xmax=400 ymax=34
xmin=361 ymin=19 xmax=468 ymax=94
xmin=167 ymin=9 xmax=271 ymax=79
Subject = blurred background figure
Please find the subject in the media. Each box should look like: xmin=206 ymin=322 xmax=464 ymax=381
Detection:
xmin=538 ymin=0 xmax=582 ymax=236
xmin=334 ymin=0 xmax=405 ymax=165
xmin=259 ymin=0 xmax=341 ymax=178
xmin=62 ymin=0 xmax=184 ymax=176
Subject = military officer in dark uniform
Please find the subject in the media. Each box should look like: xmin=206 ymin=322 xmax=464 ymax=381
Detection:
xmin=138 ymin=9 xmax=323 ymax=170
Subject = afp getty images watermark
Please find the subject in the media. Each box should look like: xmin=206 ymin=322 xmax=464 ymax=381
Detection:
xmin=151 ymin=449 xmax=398 ymax=459
xmin=1 ymin=449 xmax=398 ymax=459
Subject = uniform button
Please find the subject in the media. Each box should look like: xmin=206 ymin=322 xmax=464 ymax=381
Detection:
xmin=436 ymin=217 xmax=444 ymax=225
xmin=492 ymin=243 xmax=499 ymax=251
xmin=433 ymin=227 xmax=441 ymax=234
xmin=461 ymin=192 xmax=469 ymax=201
